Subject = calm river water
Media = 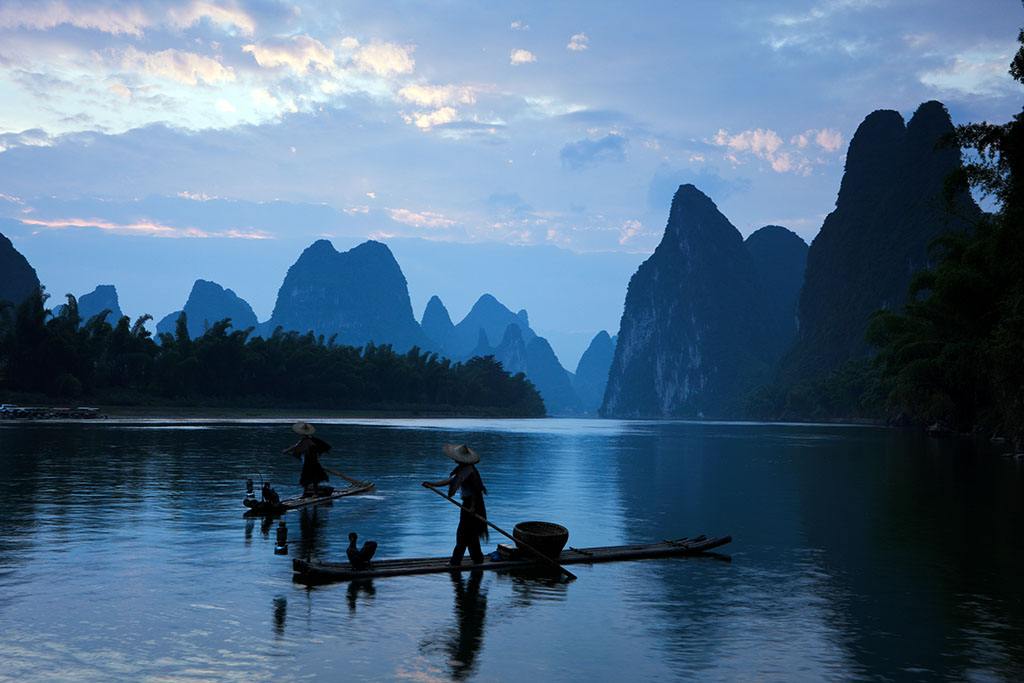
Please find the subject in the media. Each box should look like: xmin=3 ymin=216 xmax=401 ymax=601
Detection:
xmin=0 ymin=419 xmax=1021 ymax=681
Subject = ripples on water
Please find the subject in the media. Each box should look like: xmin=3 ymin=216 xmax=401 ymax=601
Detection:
xmin=0 ymin=419 xmax=1022 ymax=681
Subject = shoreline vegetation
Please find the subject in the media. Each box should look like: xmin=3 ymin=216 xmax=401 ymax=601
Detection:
xmin=0 ymin=300 xmax=546 ymax=419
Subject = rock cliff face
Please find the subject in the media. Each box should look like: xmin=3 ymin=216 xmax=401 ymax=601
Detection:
xmin=0 ymin=231 xmax=39 ymax=306
xmin=602 ymin=184 xmax=771 ymax=418
xmin=78 ymin=285 xmax=124 ymax=323
xmin=156 ymin=279 xmax=258 ymax=339
xmin=574 ymin=331 xmax=616 ymax=415
xmin=744 ymin=226 xmax=808 ymax=359
xmin=261 ymin=240 xmax=428 ymax=351
xmin=780 ymin=100 xmax=980 ymax=383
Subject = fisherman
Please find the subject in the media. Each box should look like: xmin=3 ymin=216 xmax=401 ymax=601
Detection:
xmin=282 ymin=421 xmax=331 ymax=496
xmin=423 ymin=444 xmax=488 ymax=566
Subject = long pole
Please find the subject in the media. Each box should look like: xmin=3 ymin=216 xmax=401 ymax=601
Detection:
xmin=423 ymin=483 xmax=577 ymax=581
xmin=323 ymin=465 xmax=369 ymax=487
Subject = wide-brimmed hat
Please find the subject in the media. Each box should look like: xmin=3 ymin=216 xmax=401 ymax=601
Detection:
xmin=443 ymin=443 xmax=480 ymax=464
xmin=292 ymin=421 xmax=316 ymax=436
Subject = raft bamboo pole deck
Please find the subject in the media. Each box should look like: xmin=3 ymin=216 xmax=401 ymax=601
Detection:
xmin=292 ymin=534 xmax=731 ymax=584
xmin=243 ymin=480 xmax=374 ymax=516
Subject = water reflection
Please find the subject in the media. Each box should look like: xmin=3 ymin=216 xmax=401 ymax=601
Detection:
xmin=501 ymin=569 xmax=570 ymax=607
xmin=418 ymin=570 xmax=489 ymax=681
xmin=0 ymin=421 xmax=1022 ymax=681
xmin=272 ymin=596 xmax=287 ymax=639
xmin=295 ymin=507 xmax=326 ymax=560
xmin=346 ymin=580 xmax=376 ymax=613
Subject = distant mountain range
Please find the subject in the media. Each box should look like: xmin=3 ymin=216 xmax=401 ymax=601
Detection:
xmin=418 ymin=292 xmax=584 ymax=415
xmin=156 ymin=279 xmax=258 ymax=339
xmin=1 ymin=99 xmax=972 ymax=421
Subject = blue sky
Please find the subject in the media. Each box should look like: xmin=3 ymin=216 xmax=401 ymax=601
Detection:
xmin=0 ymin=0 xmax=1020 ymax=365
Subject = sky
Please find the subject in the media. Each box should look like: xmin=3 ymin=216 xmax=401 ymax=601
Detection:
xmin=0 ymin=0 xmax=1020 ymax=366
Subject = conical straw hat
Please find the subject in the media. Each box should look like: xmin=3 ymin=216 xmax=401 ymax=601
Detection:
xmin=443 ymin=443 xmax=480 ymax=464
xmin=292 ymin=421 xmax=316 ymax=436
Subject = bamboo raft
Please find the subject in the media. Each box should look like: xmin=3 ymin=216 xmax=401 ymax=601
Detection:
xmin=243 ymin=481 xmax=375 ymax=516
xmin=292 ymin=534 xmax=731 ymax=584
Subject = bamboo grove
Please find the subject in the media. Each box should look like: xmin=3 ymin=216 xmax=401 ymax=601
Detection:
xmin=0 ymin=289 xmax=546 ymax=416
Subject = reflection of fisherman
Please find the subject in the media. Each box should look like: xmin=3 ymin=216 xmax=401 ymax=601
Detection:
xmin=423 ymin=444 xmax=488 ymax=566
xmin=281 ymin=421 xmax=330 ymax=496
xmin=447 ymin=571 xmax=487 ymax=681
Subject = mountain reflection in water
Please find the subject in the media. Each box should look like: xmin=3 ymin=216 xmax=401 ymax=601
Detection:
xmin=0 ymin=419 xmax=1021 ymax=681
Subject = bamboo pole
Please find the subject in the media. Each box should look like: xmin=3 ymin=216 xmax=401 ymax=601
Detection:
xmin=422 ymin=483 xmax=577 ymax=581
xmin=323 ymin=465 xmax=369 ymax=487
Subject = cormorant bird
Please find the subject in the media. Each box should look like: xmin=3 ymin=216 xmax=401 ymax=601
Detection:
xmin=347 ymin=532 xmax=378 ymax=569
xmin=261 ymin=482 xmax=281 ymax=506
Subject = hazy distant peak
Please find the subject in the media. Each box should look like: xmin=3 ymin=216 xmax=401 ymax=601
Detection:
xmin=745 ymin=225 xmax=807 ymax=249
xmin=421 ymin=294 xmax=455 ymax=351
xmin=500 ymin=322 xmax=524 ymax=345
xmin=422 ymin=294 xmax=451 ymax=324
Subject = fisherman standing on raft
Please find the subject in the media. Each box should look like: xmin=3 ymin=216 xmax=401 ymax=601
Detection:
xmin=282 ymin=421 xmax=331 ymax=496
xmin=423 ymin=444 xmax=488 ymax=566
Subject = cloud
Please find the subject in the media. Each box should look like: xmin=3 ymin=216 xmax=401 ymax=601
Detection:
xmin=618 ymin=219 xmax=643 ymax=245
xmin=713 ymin=127 xmax=783 ymax=157
xmin=353 ymin=41 xmax=415 ymax=77
xmin=166 ymin=1 xmax=256 ymax=36
xmin=712 ymin=125 xmax=843 ymax=174
xmin=243 ymin=35 xmax=334 ymax=75
xmin=215 ymin=98 xmax=235 ymax=113
xmin=567 ymin=33 xmax=590 ymax=52
xmin=398 ymin=84 xmax=479 ymax=131
xmin=250 ymin=87 xmax=296 ymax=114
xmin=20 ymin=215 xmax=271 ymax=239
xmin=108 ymin=82 xmax=132 ymax=100
xmin=0 ymin=0 xmax=256 ymax=37
xmin=813 ymin=128 xmax=843 ymax=152
xmin=387 ymin=207 xmax=456 ymax=229
xmin=398 ymin=83 xmax=476 ymax=107
xmin=0 ymin=1 xmax=149 ymax=36
xmin=403 ymin=106 xmax=458 ymax=130
xmin=0 ymin=128 xmax=54 ymax=153
xmin=919 ymin=44 xmax=1018 ymax=97
xmin=511 ymin=20 xmax=529 ymax=31
xmin=770 ymin=0 xmax=884 ymax=26
xmin=790 ymin=128 xmax=843 ymax=152
xmin=117 ymin=46 xmax=235 ymax=86
xmin=560 ymin=134 xmax=627 ymax=170
xmin=177 ymin=190 xmax=218 ymax=201
xmin=510 ymin=49 xmax=536 ymax=65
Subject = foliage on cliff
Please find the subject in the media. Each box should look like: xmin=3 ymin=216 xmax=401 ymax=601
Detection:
xmin=868 ymin=30 xmax=1024 ymax=443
